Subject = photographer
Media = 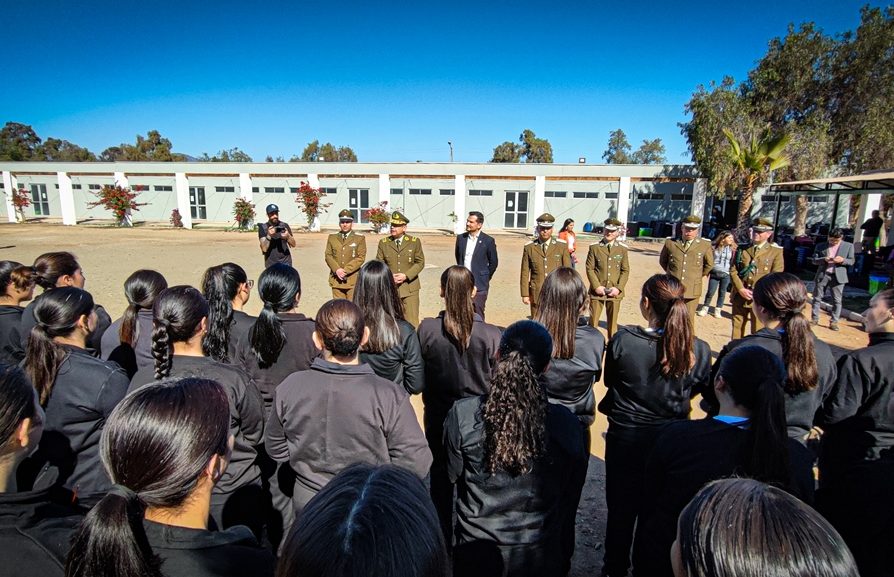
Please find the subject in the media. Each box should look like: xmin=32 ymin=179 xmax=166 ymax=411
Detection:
xmin=258 ymin=203 xmax=296 ymax=268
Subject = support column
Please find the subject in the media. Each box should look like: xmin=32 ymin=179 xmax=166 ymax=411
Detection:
xmin=854 ymin=192 xmax=882 ymax=253
xmin=533 ymin=175 xmax=546 ymax=225
xmin=239 ymin=173 xmax=253 ymax=201
xmin=114 ymin=171 xmax=129 ymax=189
xmin=175 ymin=173 xmax=192 ymax=229
xmin=2 ymin=171 xmax=16 ymax=223
xmin=691 ymin=178 xmax=707 ymax=220
xmin=616 ymin=176 xmax=631 ymax=240
xmin=453 ymin=174 xmax=467 ymax=235
xmin=378 ymin=173 xmax=390 ymax=210
xmin=57 ymin=172 xmax=77 ymax=226
xmin=306 ymin=173 xmax=320 ymax=190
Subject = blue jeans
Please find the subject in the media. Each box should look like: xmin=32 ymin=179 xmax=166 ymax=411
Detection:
xmin=703 ymin=272 xmax=731 ymax=308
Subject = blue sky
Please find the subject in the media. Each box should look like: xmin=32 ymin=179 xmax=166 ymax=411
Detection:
xmin=3 ymin=0 xmax=878 ymax=163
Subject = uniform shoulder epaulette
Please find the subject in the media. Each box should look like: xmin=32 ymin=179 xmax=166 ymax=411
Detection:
xmin=770 ymin=242 xmax=781 ymax=248
xmin=405 ymin=235 xmax=415 ymax=242
xmin=556 ymin=238 xmax=567 ymax=244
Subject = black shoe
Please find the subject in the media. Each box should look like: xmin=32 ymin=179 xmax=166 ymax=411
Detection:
xmin=830 ymin=322 xmax=840 ymax=331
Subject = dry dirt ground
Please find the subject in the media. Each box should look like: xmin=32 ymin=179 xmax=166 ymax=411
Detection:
xmin=0 ymin=223 xmax=869 ymax=575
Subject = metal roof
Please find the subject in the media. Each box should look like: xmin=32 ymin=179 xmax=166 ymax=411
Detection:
xmin=769 ymin=171 xmax=894 ymax=194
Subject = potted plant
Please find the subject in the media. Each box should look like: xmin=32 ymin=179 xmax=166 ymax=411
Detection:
xmin=87 ymin=184 xmax=147 ymax=226
xmin=365 ymin=201 xmax=391 ymax=233
xmin=170 ymin=208 xmax=184 ymax=228
xmin=232 ymin=197 xmax=256 ymax=230
xmin=294 ymin=181 xmax=332 ymax=231
xmin=11 ymin=187 xmax=30 ymax=223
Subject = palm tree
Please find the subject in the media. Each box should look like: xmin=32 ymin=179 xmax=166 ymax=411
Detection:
xmin=723 ymin=129 xmax=791 ymax=240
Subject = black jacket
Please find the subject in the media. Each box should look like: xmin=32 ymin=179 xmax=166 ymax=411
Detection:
xmin=454 ymin=231 xmax=499 ymax=292
xmin=598 ymin=326 xmax=712 ymax=430
xmin=0 ymin=488 xmax=84 ymax=577
xmin=0 ymin=305 xmax=26 ymax=365
xmin=818 ymin=332 xmax=894 ymax=485
xmin=29 ymin=345 xmax=129 ymax=502
xmin=227 ymin=310 xmax=256 ymax=363
xmin=417 ymin=313 xmax=502 ymax=430
xmin=446 ymin=397 xmax=588 ymax=577
xmin=633 ymin=418 xmax=816 ymax=577
xmin=539 ymin=323 xmax=605 ymax=426
xmin=100 ymin=309 xmax=155 ymax=379
xmin=21 ymin=294 xmax=112 ymax=357
xmin=360 ymin=319 xmax=425 ymax=395
xmin=143 ymin=519 xmax=275 ymax=577
xmin=707 ymin=328 xmax=837 ymax=439
xmin=265 ymin=358 xmax=432 ymax=503
xmin=234 ymin=312 xmax=318 ymax=418
xmin=130 ymin=356 xmax=265 ymax=497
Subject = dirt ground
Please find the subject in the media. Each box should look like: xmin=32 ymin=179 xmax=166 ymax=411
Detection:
xmin=0 ymin=223 xmax=869 ymax=575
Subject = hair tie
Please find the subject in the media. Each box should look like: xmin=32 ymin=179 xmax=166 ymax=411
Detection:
xmin=107 ymin=484 xmax=139 ymax=501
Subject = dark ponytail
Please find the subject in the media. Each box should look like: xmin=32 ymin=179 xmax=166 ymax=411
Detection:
xmin=65 ymin=377 xmax=230 ymax=577
xmin=119 ymin=270 xmax=167 ymax=347
xmin=482 ymin=320 xmax=552 ymax=476
xmin=23 ymin=287 xmax=94 ymax=405
xmin=716 ymin=345 xmax=790 ymax=485
xmin=753 ymin=273 xmax=818 ymax=394
xmin=151 ymin=286 xmax=209 ymax=380
xmin=0 ymin=364 xmax=39 ymax=457
xmin=201 ymin=263 xmax=248 ymax=362
xmin=249 ymin=264 xmax=301 ymax=368
xmin=642 ymin=274 xmax=695 ymax=378
xmin=441 ymin=266 xmax=474 ymax=352
xmin=0 ymin=260 xmax=35 ymax=298
xmin=31 ymin=252 xmax=80 ymax=290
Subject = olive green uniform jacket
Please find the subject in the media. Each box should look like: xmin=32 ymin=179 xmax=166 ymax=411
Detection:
xmin=729 ymin=243 xmax=785 ymax=307
xmin=520 ymin=238 xmax=572 ymax=304
xmin=586 ymin=240 xmax=630 ymax=300
xmin=658 ymin=237 xmax=714 ymax=298
xmin=325 ymin=231 xmax=367 ymax=289
xmin=376 ymin=234 xmax=425 ymax=298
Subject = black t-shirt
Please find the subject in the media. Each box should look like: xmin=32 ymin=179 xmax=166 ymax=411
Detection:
xmin=258 ymin=221 xmax=293 ymax=268
xmin=861 ymin=216 xmax=884 ymax=237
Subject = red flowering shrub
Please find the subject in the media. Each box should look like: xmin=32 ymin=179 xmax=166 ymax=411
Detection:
xmin=294 ymin=181 xmax=332 ymax=227
xmin=87 ymin=185 xmax=148 ymax=226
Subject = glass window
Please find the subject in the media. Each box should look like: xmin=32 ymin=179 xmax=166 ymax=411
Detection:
xmin=439 ymin=189 xmax=455 ymax=195
xmin=469 ymin=189 xmax=493 ymax=196
xmin=215 ymin=186 xmax=235 ymax=193
xmin=391 ymin=187 xmax=403 ymax=195
xmin=265 ymin=187 xmax=285 ymax=193
xmin=409 ymin=188 xmax=432 ymax=195
xmin=154 ymin=185 xmax=173 ymax=192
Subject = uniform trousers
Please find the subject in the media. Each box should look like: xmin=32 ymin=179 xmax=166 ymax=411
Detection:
xmin=684 ymin=298 xmax=699 ymax=324
xmin=589 ymin=298 xmax=622 ymax=339
xmin=401 ymin=292 xmax=420 ymax=327
xmin=731 ymin=295 xmax=764 ymax=339
xmin=330 ymin=286 xmax=354 ymax=300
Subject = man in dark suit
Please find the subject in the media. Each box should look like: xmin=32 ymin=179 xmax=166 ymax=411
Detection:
xmin=811 ymin=228 xmax=855 ymax=331
xmin=455 ymin=211 xmax=499 ymax=319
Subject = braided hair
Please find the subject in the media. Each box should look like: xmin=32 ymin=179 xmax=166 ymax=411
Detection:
xmin=151 ymin=287 xmax=209 ymax=380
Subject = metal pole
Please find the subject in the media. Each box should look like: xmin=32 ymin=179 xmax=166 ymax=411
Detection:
xmin=831 ymin=192 xmax=841 ymax=231
xmin=448 ymin=141 xmax=454 ymax=163
xmin=773 ymin=193 xmax=782 ymax=232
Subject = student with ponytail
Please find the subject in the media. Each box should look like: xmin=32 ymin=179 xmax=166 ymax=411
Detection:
xmin=417 ymin=265 xmax=501 ymax=547
xmin=0 ymin=260 xmax=36 ymax=364
xmin=65 ymin=377 xmax=274 ymax=577
xmin=22 ymin=287 xmax=129 ymax=504
xmin=100 ymin=269 xmax=168 ymax=379
xmin=236 ymin=263 xmax=317 ymax=416
xmin=0 ymin=364 xmax=84 ymax=577
xmin=21 ymin=252 xmax=111 ymax=355
xmin=354 ymin=260 xmax=425 ymax=395
xmin=201 ymin=262 xmax=255 ymax=362
xmin=444 ymin=320 xmax=588 ymax=576
xmin=632 ymin=346 xmax=815 ymax=577
xmin=596 ymin=273 xmax=710 ymax=577
xmin=130 ymin=286 xmax=265 ymax=537
xmin=266 ymin=299 xmax=431 ymax=516
xmin=706 ymin=272 xmax=837 ymax=440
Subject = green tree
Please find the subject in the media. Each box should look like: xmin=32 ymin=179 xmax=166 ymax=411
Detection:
xmin=200 ymin=147 xmax=253 ymax=162
xmin=520 ymin=129 xmax=553 ymax=163
xmin=293 ymin=140 xmax=357 ymax=162
xmin=0 ymin=122 xmax=42 ymax=160
xmin=602 ymin=129 xmax=632 ymax=163
xmin=100 ymin=130 xmax=185 ymax=162
xmin=490 ymin=141 xmax=522 ymax=163
xmin=724 ymin=129 xmax=791 ymax=237
xmin=829 ymin=6 xmax=894 ymax=174
xmin=631 ymin=138 xmax=667 ymax=164
xmin=39 ymin=138 xmax=97 ymax=161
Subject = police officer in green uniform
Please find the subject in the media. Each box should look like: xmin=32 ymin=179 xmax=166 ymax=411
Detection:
xmin=586 ymin=217 xmax=630 ymax=338
xmin=376 ymin=211 xmax=425 ymax=327
xmin=659 ymin=215 xmax=714 ymax=322
xmin=520 ymin=213 xmax=572 ymax=318
xmin=729 ymin=217 xmax=785 ymax=338
xmin=325 ymin=209 xmax=367 ymax=300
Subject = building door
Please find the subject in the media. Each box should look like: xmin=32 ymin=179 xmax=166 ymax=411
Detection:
xmin=189 ymin=186 xmax=207 ymax=220
xmin=504 ymin=191 xmax=528 ymax=229
xmin=349 ymin=188 xmax=370 ymax=223
xmin=30 ymin=184 xmax=50 ymax=216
